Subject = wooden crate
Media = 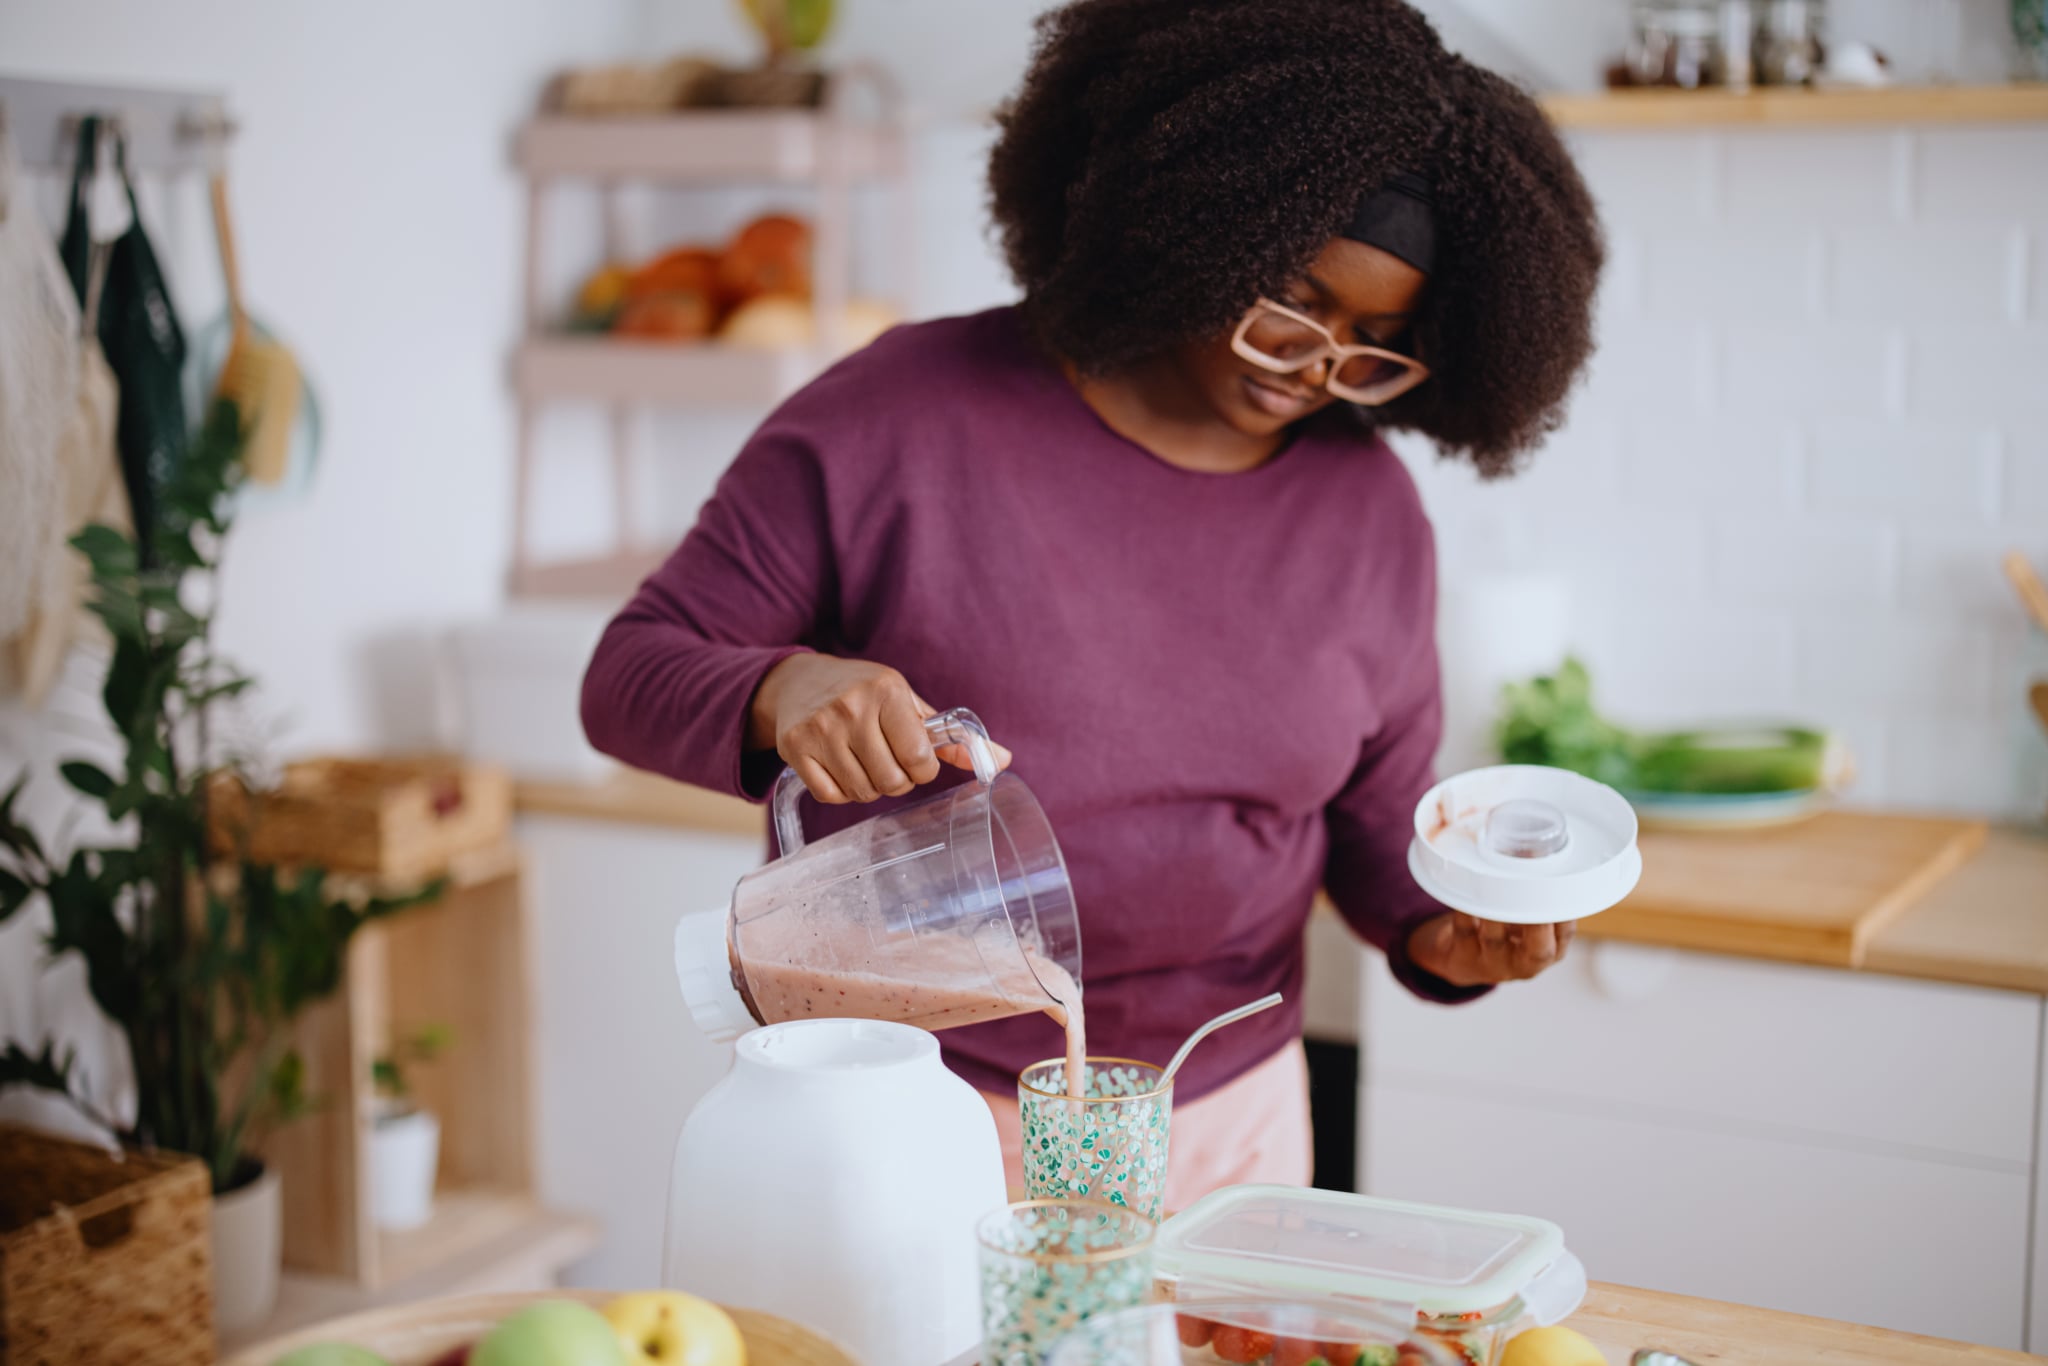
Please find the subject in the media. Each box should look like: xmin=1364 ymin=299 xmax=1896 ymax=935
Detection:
xmin=0 ymin=1127 xmax=214 ymax=1366
xmin=210 ymin=756 xmax=512 ymax=881
xmin=262 ymin=849 xmax=537 ymax=1287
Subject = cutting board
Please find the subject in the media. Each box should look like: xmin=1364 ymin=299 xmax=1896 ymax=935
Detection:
xmin=1588 ymin=810 xmax=1988 ymax=967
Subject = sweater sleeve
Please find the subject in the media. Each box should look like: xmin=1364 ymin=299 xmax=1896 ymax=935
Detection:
xmin=579 ymin=426 xmax=830 ymax=801
xmin=1322 ymin=532 xmax=1492 ymax=1006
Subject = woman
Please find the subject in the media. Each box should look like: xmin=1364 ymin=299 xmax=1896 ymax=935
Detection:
xmin=582 ymin=0 xmax=1603 ymax=1206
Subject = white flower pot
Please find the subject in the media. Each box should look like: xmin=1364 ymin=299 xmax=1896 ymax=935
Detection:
xmin=370 ymin=1108 xmax=441 ymax=1231
xmin=210 ymin=1161 xmax=281 ymax=1335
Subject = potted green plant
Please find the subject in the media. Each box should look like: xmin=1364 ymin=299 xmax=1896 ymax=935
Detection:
xmin=0 ymin=400 xmax=438 ymax=1332
xmin=369 ymin=1023 xmax=450 ymax=1232
xmin=724 ymin=0 xmax=836 ymax=105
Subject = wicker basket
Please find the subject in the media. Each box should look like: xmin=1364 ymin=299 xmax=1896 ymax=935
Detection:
xmin=209 ymin=755 xmax=512 ymax=880
xmin=0 ymin=1126 xmax=214 ymax=1366
xmin=224 ymin=1290 xmax=861 ymax=1366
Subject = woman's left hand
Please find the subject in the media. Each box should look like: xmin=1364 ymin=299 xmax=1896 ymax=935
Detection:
xmin=1405 ymin=912 xmax=1575 ymax=988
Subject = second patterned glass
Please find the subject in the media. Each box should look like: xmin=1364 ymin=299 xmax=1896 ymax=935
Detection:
xmin=977 ymin=1198 xmax=1156 ymax=1366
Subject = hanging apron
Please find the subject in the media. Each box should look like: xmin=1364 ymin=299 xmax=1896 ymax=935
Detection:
xmin=60 ymin=114 xmax=186 ymax=557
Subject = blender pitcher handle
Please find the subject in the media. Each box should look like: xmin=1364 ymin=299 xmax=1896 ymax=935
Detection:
xmin=771 ymin=707 xmax=1002 ymax=855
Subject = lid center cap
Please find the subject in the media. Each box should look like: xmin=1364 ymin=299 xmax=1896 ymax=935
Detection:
xmin=1483 ymin=799 xmax=1570 ymax=860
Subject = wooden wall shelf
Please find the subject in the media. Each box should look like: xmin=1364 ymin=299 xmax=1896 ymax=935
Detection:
xmin=1542 ymin=83 xmax=2048 ymax=129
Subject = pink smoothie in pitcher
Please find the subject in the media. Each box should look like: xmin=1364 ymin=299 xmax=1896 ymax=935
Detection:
xmin=741 ymin=947 xmax=1087 ymax=1100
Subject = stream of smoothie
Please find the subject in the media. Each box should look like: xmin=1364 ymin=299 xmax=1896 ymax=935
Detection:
xmin=1035 ymin=957 xmax=1088 ymax=1102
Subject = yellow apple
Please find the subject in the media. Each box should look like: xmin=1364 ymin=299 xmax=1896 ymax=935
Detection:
xmin=602 ymin=1291 xmax=747 ymax=1366
xmin=1499 ymin=1325 xmax=1605 ymax=1366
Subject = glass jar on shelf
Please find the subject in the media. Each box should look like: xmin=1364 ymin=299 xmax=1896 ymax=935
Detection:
xmin=1661 ymin=4 xmax=1722 ymax=89
xmin=1716 ymin=0 xmax=1757 ymax=90
xmin=1759 ymin=0 xmax=1826 ymax=86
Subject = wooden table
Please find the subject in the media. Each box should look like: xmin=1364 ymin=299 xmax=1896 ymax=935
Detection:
xmin=1571 ymin=1282 xmax=2042 ymax=1363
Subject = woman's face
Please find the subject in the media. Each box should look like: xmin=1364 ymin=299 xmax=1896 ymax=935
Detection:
xmin=1176 ymin=236 xmax=1429 ymax=439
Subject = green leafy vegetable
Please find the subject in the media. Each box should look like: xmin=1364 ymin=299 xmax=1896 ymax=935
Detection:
xmin=1497 ymin=658 xmax=1832 ymax=795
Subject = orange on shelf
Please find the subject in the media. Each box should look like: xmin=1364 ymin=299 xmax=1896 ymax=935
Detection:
xmin=627 ymin=246 xmax=722 ymax=303
xmin=613 ymin=289 xmax=718 ymax=341
xmin=718 ymin=213 xmax=812 ymax=307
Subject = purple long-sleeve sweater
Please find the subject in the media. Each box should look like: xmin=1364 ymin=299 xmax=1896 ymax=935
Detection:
xmin=581 ymin=306 xmax=1479 ymax=1102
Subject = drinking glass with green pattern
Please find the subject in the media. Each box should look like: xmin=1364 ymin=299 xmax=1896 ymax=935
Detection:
xmin=976 ymin=1198 xmax=1157 ymax=1366
xmin=1018 ymin=1056 xmax=1174 ymax=1221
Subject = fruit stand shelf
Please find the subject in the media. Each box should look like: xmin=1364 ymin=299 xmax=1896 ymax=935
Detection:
xmin=1541 ymin=82 xmax=2048 ymax=129
xmin=516 ymin=111 xmax=905 ymax=183
xmin=514 ymin=336 xmax=831 ymax=406
xmin=509 ymin=77 xmax=913 ymax=602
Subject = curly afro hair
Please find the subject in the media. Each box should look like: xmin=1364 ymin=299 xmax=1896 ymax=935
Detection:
xmin=988 ymin=0 xmax=1605 ymax=476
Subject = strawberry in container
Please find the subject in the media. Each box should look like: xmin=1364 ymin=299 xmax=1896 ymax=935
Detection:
xmin=1047 ymin=1297 xmax=1460 ymax=1366
xmin=1143 ymin=1187 xmax=1590 ymax=1366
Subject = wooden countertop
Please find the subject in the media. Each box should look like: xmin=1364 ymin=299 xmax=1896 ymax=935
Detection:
xmin=1861 ymin=826 xmax=2048 ymax=995
xmin=516 ymin=772 xmax=2048 ymax=996
xmin=226 ymin=1276 xmax=2032 ymax=1364
xmin=516 ymin=769 xmax=762 ymax=838
xmin=1571 ymin=1282 xmax=2037 ymax=1363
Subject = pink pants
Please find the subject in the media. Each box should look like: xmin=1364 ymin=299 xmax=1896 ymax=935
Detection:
xmin=981 ymin=1039 xmax=1313 ymax=1214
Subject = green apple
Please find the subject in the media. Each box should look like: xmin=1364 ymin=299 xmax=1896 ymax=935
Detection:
xmin=472 ymin=1302 xmax=628 ymax=1366
xmin=272 ymin=1347 xmax=390 ymax=1366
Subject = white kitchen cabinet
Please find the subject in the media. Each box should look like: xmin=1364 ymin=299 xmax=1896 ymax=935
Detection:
xmin=1358 ymin=943 xmax=2043 ymax=1351
xmin=517 ymin=813 xmax=763 ymax=1289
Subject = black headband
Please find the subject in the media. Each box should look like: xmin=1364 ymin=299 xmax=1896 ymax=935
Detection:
xmin=1342 ymin=173 xmax=1436 ymax=274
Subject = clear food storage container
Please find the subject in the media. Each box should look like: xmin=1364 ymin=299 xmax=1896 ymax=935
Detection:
xmin=1047 ymin=1298 xmax=1463 ymax=1366
xmin=1151 ymin=1187 xmax=1588 ymax=1366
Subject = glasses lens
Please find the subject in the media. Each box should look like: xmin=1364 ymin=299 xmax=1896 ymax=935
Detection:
xmin=1334 ymin=352 xmax=1414 ymax=392
xmin=1241 ymin=309 xmax=1325 ymax=366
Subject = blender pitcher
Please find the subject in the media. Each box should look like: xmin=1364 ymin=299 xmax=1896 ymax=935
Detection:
xmin=675 ymin=708 xmax=1083 ymax=1041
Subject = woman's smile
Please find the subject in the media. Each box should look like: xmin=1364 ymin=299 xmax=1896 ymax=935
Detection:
xmin=1240 ymin=371 xmax=1321 ymax=418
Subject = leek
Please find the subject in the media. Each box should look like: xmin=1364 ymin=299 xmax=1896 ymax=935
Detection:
xmin=1495 ymin=659 xmax=1831 ymax=795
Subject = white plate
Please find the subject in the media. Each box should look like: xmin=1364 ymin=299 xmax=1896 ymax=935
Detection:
xmin=1625 ymin=786 xmax=1830 ymax=831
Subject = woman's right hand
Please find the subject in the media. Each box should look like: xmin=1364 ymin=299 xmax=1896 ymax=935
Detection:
xmin=746 ymin=653 xmax=1010 ymax=803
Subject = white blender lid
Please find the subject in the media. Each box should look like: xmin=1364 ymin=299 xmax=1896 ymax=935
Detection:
xmin=1409 ymin=765 xmax=1641 ymax=924
xmin=674 ymin=906 xmax=759 ymax=1042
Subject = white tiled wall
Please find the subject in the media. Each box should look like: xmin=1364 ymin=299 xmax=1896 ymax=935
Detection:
xmin=1401 ymin=123 xmax=2048 ymax=818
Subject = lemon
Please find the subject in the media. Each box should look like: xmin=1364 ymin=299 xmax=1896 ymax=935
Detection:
xmin=575 ymin=265 xmax=633 ymax=321
xmin=1499 ymin=1325 xmax=1606 ymax=1366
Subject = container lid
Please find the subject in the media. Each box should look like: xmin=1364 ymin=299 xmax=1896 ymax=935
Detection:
xmin=1408 ymin=765 xmax=1642 ymax=924
xmin=1155 ymin=1185 xmax=1578 ymax=1322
